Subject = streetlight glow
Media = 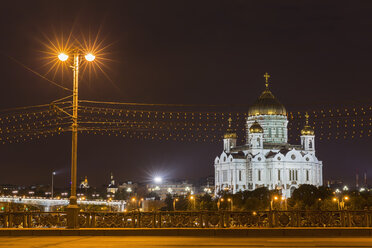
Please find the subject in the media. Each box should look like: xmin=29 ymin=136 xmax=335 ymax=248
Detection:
xmin=58 ymin=53 xmax=68 ymax=61
xmin=154 ymin=177 xmax=162 ymax=183
xmin=85 ymin=53 xmax=95 ymax=61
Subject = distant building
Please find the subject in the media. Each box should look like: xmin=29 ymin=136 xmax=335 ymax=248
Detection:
xmin=118 ymin=181 xmax=138 ymax=195
xmin=79 ymin=176 xmax=90 ymax=189
xmin=214 ymin=74 xmax=323 ymax=197
xmin=147 ymin=181 xmax=194 ymax=200
xmin=107 ymin=173 xmax=118 ymax=194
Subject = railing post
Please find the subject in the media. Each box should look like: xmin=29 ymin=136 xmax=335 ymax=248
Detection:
xmin=346 ymin=211 xmax=351 ymax=227
xmin=296 ymin=211 xmax=301 ymax=227
xmin=91 ymin=213 xmax=96 ymax=228
xmin=137 ymin=211 xmax=141 ymax=228
xmin=219 ymin=211 xmax=224 ymax=228
xmin=27 ymin=213 xmax=32 ymax=228
xmin=152 ymin=212 xmax=156 ymax=228
xmin=158 ymin=212 xmax=162 ymax=228
xmin=131 ymin=211 xmax=136 ymax=228
xmin=9 ymin=213 xmax=13 ymax=228
xmin=268 ymin=211 xmax=273 ymax=227
xmin=340 ymin=211 xmax=345 ymax=227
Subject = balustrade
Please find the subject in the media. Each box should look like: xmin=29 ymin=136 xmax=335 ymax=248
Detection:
xmin=0 ymin=210 xmax=371 ymax=228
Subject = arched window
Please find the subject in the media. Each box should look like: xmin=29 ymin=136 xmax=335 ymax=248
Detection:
xmin=309 ymin=139 xmax=313 ymax=149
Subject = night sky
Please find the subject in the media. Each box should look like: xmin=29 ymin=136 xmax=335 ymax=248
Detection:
xmin=0 ymin=0 xmax=372 ymax=188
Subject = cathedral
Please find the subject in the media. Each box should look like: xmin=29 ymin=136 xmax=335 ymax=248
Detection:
xmin=214 ymin=73 xmax=323 ymax=197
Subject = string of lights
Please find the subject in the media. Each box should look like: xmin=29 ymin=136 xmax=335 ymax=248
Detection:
xmin=0 ymin=100 xmax=371 ymax=144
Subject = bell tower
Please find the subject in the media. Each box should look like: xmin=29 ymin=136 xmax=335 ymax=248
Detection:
xmin=300 ymin=113 xmax=315 ymax=153
xmin=223 ymin=117 xmax=237 ymax=153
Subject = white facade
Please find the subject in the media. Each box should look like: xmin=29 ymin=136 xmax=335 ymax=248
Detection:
xmin=214 ymin=77 xmax=323 ymax=198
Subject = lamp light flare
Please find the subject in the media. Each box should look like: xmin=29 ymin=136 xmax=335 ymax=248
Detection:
xmin=58 ymin=53 xmax=68 ymax=61
xmin=154 ymin=177 xmax=162 ymax=183
xmin=85 ymin=53 xmax=95 ymax=61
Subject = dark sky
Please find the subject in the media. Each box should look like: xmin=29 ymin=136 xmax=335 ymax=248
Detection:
xmin=0 ymin=0 xmax=371 ymax=188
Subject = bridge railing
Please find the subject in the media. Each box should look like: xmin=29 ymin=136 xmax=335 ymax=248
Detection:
xmin=0 ymin=210 xmax=371 ymax=228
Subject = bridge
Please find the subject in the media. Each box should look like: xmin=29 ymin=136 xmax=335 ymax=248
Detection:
xmin=0 ymin=196 xmax=126 ymax=212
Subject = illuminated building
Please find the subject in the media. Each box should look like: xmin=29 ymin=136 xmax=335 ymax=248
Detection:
xmin=214 ymin=73 xmax=323 ymax=197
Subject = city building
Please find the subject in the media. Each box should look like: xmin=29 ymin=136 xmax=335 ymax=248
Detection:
xmin=147 ymin=180 xmax=194 ymax=200
xmin=107 ymin=173 xmax=118 ymax=194
xmin=79 ymin=176 xmax=90 ymax=189
xmin=214 ymin=73 xmax=323 ymax=197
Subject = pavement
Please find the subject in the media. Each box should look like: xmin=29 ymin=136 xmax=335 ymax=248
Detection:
xmin=0 ymin=237 xmax=372 ymax=247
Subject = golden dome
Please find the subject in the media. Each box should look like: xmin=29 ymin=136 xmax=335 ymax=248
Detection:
xmin=248 ymin=73 xmax=286 ymax=117
xmin=301 ymin=113 xmax=314 ymax=135
xmin=249 ymin=121 xmax=263 ymax=133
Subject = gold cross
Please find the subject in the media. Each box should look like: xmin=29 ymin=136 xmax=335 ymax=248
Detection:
xmin=228 ymin=117 xmax=232 ymax=128
xmin=305 ymin=112 xmax=309 ymax=124
xmin=263 ymin=72 xmax=270 ymax=88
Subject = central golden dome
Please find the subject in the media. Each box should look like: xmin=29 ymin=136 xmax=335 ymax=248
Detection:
xmin=248 ymin=74 xmax=286 ymax=116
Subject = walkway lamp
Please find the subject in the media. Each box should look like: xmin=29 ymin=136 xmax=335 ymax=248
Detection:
xmin=227 ymin=198 xmax=233 ymax=211
xmin=58 ymin=50 xmax=95 ymax=228
xmin=190 ymin=195 xmax=196 ymax=210
xmin=173 ymin=198 xmax=179 ymax=211
xmin=333 ymin=197 xmax=340 ymax=210
xmin=51 ymin=171 xmax=56 ymax=198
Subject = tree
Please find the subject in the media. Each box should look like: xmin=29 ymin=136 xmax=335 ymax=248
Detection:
xmin=291 ymin=184 xmax=320 ymax=209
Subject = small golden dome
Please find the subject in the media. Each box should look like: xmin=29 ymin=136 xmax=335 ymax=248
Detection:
xmin=224 ymin=132 xmax=237 ymax=139
xmin=248 ymin=73 xmax=286 ymax=117
xmin=249 ymin=121 xmax=263 ymax=133
xmin=301 ymin=113 xmax=314 ymax=135
xmin=301 ymin=126 xmax=314 ymax=136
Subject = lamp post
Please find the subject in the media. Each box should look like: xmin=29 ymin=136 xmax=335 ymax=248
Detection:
xmin=173 ymin=198 xmax=179 ymax=211
xmin=227 ymin=198 xmax=233 ymax=211
xmin=190 ymin=195 xmax=196 ymax=210
xmin=58 ymin=51 xmax=95 ymax=229
xmin=333 ymin=197 xmax=340 ymax=210
xmin=217 ymin=198 xmax=224 ymax=210
xmin=51 ymin=171 xmax=56 ymax=198
xmin=270 ymin=196 xmax=277 ymax=210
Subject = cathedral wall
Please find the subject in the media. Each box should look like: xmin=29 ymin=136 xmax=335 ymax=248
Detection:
xmin=247 ymin=115 xmax=288 ymax=144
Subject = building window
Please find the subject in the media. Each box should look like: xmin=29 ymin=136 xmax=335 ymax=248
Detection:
xmin=309 ymin=140 xmax=313 ymax=148
xmin=289 ymin=170 xmax=291 ymax=181
xmin=239 ymin=170 xmax=242 ymax=181
xmin=306 ymin=170 xmax=309 ymax=181
xmin=295 ymin=170 xmax=298 ymax=181
xmin=278 ymin=170 xmax=281 ymax=181
xmin=258 ymin=170 xmax=261 ymax=181
xmin=217 ymin=171 xmax=219 ymax=182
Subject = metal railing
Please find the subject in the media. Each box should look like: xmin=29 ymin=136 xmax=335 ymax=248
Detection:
xmin=0 ymin=210 xmax=371 ymax=228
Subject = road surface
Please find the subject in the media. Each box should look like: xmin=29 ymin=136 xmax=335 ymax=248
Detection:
xmin=0 ymin=237 xmax=372 ymax=247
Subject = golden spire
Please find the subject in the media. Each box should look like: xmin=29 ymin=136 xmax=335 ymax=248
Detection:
xmin=263 ymin=72 xmax=270 ymax=88
xmin=305 ymin=112 xmax=309 ymax=125
xmin=301 ymin=112 xmax=314 ymax=135
xmin=224 ymin=117 xmax=237 ymax=139
xmin=228 ymin=117 xmax=232 ymax=129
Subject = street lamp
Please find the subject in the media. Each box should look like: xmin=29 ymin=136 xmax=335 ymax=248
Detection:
xmin=190 ymin=195 xmax=196 ymax=210
xmin=173 ymin=198 xmax=179 ymax=211
xmin=217 ymin=198 xmax=224 ymax=210
xmin=51 ymin=171 xmax=56 ymax=198
xmin=227 ymin=198 xmax=233 ymax=211
xmin=333 ymin=197 xmax=340 ymax=210
xmin=58 ymin=50 xmax=95 ymax=229
xmin=270 ymin=195 xmax=279 ymax=210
